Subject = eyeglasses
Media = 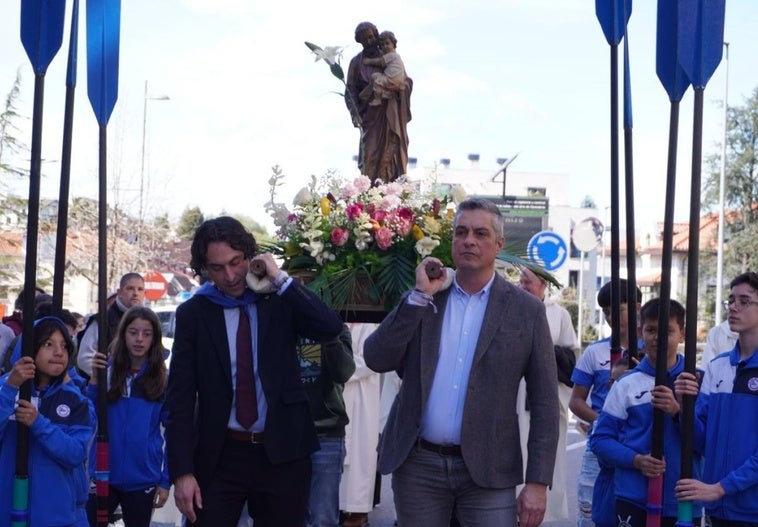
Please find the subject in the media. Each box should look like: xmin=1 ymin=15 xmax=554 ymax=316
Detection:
xmin=723 ymin=298 xmax=758 ymax=310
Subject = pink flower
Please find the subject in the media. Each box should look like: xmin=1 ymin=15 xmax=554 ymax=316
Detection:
xmin=396 ymin=207 xmax=414 ymax=220
xmin=346 ymin=203 xmax=364 ymax=220
xmin=370 ymin=208 xmax=388 ymax=223
xmin=395 ymin=217 xmax=413 ymax=237
xmin=330 ymin=227 xmax=349 ymax=246
xmin=374 ymin=227 xmax=393 ymax=250
xmin=341 ymin=184 xmax=358 ymax=200
xmin=353 ymin=176 xmax=372 ymax=193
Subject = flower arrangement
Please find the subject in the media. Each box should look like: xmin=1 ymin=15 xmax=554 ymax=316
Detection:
xmin=264 ymin=167 xmax=465 ymax=312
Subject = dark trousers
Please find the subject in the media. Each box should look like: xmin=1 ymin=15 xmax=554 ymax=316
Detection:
xmin=86 ymin=484 xmax=156 ymax=527
xmin=189 ymin=439 xmax=311 ymax=527
xmin=711 ymin=519 xmax=758 ymax=527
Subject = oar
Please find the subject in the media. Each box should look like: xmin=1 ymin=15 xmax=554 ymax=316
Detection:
xmin=595 ymin=0 xmax=631 ymax=366
xmin=86 ymin=1 xmax=121 ymax=525
xmin=651 ymin=2 xmax=691 ymax=526
xmin=676 ymin=1 xmax=725 ymax=525
xmin=622 ymin=13 xmax=639 ymax=362
xmin=15 ymin=2 xmax=65 ymax=526
xmin=52 ymin=0 xmax=80 ymax=315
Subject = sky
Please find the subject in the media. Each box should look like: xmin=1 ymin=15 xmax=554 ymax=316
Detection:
xmin=1 ymin=0 xmax=756 ymax=234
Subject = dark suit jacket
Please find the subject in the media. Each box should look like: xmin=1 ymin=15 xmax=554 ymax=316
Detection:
xmin=165 ymin=282 xmax=343 ymax=488
xmin=364 ymin=274 xmax=559 ymax=489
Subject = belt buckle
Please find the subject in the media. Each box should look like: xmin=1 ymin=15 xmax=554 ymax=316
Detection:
xmin=250 ymin=432 xmax=264 ymax=444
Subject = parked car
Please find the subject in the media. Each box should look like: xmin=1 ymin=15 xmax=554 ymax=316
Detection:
xmin=154 ymin=305 xmax=177 ymax=368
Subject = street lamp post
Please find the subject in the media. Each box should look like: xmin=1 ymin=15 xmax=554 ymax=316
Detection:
xmin=715 ymin=42 xmax=729 ymax=324
xmin=138 ymin=80 xmax=169 ymax=259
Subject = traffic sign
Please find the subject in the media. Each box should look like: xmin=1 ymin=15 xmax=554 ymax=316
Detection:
xmin=143 ymin=271 xmax=168 ymax=301
xmin=572 ymin=217 xmax=604 ymax=252
xmin=527 ymin=231 xmax=568 ymax=271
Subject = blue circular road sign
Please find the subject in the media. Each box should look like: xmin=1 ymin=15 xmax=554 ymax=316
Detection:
xmin=527 ymin=231 xmax=568 ymax=271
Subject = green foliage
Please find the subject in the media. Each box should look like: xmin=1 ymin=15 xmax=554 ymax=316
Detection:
xmin=176 ymin=206 xmax=205 ymax=240
xmin=0 ymin=71 xmax=28 ymax=184
xmin=702 ymin=86 xmax=758 ymax=275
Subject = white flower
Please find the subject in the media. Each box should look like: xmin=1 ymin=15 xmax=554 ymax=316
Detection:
xmin=293 ymin=187 xmax=313 ymax=206
xmin=415 ymin=237 xmax=440 ymax=257
xmin=450 ymin=185 xmax=468 ymax=204
xmin=383 ymin=182 xmax=404 ymax=196
xmin=316 ymin=250 xmax=336 ymax=265
xmin=381 ymin=194 xmax=402 ymax=211
xmin=313 ymin=46 xmax=343 ymax=66
xmin=269 ymin=204 xmax=291 ymax=227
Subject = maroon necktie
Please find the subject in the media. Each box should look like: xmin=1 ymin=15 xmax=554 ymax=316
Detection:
xmin=236 ymin=306 xmax=258 ymax=429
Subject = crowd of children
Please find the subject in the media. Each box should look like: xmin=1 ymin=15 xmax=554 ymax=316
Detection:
xmin=0 ymin=301 xmax=169 ymax=527
xmin=3 ymin=268 xmax=758 ymax=526
xmin=574 ymin=271 xmax=758 ymax=527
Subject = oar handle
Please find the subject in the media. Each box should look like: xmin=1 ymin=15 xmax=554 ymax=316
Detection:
xmin=250 ymin=259 xmax=267 ymax=277
xmin=425 ymin=261 xmax=442 ymax=280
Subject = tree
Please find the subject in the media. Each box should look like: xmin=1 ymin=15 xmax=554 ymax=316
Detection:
xmin=0 ymin=71 xmax=27 ymax=183
xmin=702 ymin=87 xmax=758 ymax=276
xmin=580 ymin=195 xmax=597 ymax=209
xmin=176 ymin=206 xmax=205 ymax=240
xmin=234 ymin=214 xmax=269 ymax=241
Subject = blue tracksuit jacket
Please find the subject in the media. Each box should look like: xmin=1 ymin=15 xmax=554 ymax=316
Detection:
xmin=694 ymin=345 xmax=758 ymax=522
xmin=590 ymin=355 xmax=703 ymax=519
xmin=0 ymin=375 xmax=94 ymax=527
xmin=87 ymin=364 xmax=170 ymax=492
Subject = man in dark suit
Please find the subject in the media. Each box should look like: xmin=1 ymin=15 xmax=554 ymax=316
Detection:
xmin=364 ymin=198 xmax=559 ymax=527
xmin=166 ymin=216 xmax=343 ymax=526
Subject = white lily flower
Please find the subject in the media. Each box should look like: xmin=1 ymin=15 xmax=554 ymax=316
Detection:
xmin=293 ymin=187 xmax=314 ymax=206
xmin=313 ymin=46 xmax=343 ymax=66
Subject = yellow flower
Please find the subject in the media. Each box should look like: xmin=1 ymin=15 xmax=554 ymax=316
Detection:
xmin=412 ymin=225 xmax=424 ymax=241
xmin=320 ymin=197 xmax=331 ymax=216
xmin=424 ymin=216 xmax=441 ymax=235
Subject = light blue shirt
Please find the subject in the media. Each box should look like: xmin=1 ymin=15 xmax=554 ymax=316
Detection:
xmin=226 ymin=277 xmax=293 ymax=432
xmin=419 ymin=273 xmax=494 ymax=445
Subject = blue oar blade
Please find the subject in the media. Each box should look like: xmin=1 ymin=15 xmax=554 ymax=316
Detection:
xmin=86 ymin=0 xmax=121 ymax=125
xmin=656 ymin=0 xmax=690 ymax=102
xmin=20 ymin=0 xmax=66 ymax=75
xmin=66 ymin=0 xmax=80 ymax=87
xmin=678 ymin=0 xmax=725 ymax=89
xmin=596 ymin=0 xmax=632 ymax=45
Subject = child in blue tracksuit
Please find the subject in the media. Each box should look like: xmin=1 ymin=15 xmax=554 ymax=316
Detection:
xmin=675 ymin=271 xmax=758 ymax=526
xmin=569 ymin=279 xmax=642 ymax=526
xmin=591 ymin=298 xmax=703 ymax=527
xmin=0 ymin=316 xmax=94 ymax=527
xmin=87 ymin=306 xmax=170 ymax=527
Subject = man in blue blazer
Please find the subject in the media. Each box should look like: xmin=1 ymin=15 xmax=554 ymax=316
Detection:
xmin=365 ymin=198 xmax=559 ymax=527
xmin=166 ymin=216 xmax=343 ymax=526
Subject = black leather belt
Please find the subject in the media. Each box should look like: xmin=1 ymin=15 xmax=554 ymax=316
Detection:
xmin=417 ymin=438 xmax=462 ymax=456
xmin=226 ymin=430 xmax=265 ymax=444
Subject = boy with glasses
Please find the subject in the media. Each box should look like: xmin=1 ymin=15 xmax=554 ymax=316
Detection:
xmin=675 ymin=271 xmax=758 ymax=527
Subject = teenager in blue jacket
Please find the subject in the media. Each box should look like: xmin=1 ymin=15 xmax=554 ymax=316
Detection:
xmin=88 ymin=306 xmax=170 ymax=527
xmin=0 ymin=316 xmax=94 ymax=527
xmin=591 ymin=298 xmax=703 ymax=527
xmin=676 ymin=271 xmax=758 ymax=525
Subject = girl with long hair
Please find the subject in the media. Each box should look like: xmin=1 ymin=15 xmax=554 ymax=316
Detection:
xmin=88 ymin=306 xmax=170 ymax=526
